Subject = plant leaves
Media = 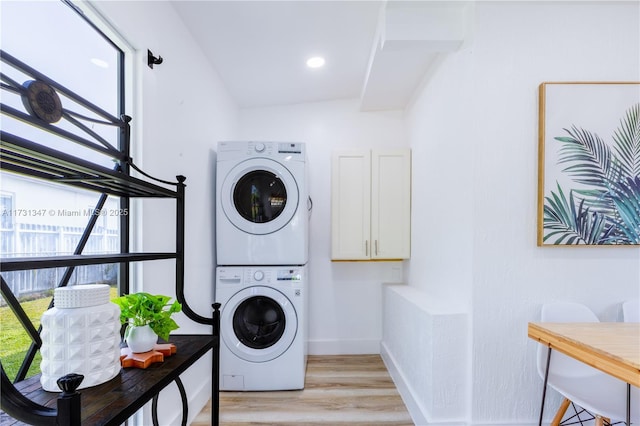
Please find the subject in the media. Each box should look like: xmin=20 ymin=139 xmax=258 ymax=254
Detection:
xmin=543 ymin=183 xmax=612 ymax=244
xmin=546 ymin=104 xmax=640 ymax=245
xmin=112 ymin=293 xmax=182 ymax=340
xmin=554 ymin=125 xmax=611 ymax=189
xmin=612 ymin=103 xmax=640 ymax=179
xmin=609 ymin=176 xmax=640 ymax=243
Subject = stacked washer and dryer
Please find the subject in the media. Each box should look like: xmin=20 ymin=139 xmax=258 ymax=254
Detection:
xmin=215 ymin=141 xmax=310 ymax=391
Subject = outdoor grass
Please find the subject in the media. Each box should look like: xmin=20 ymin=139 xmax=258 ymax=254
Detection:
xmin=0 ymin=296 xmax=50 ymax=381
xmin=1 ymin=287 xmax=119 ymax=382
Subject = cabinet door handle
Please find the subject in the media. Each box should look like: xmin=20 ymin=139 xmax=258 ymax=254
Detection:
xmin=365 ymin=240 xmax=369 ymax=257
xmin=375 ymin=240 xmax=378 ymax=256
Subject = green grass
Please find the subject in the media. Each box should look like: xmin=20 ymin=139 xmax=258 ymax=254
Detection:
xmin=0 ymin=296 xmax=50 ymax=381
xmin=1 ymin=287 xmax=119 ymax=382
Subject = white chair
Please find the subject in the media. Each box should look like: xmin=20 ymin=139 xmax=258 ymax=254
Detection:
xmin=622 ymin=299 xmax=639 ymax=322
xmin=536 ymin=302 xmax=639 ymax=426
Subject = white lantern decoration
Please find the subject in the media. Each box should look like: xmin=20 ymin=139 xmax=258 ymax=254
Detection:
xmin=40 ymin=284 xmax=121 ymax=392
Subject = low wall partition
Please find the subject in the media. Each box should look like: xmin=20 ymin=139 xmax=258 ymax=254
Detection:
xmin=381 ymin=284 xmax=469 ymax=425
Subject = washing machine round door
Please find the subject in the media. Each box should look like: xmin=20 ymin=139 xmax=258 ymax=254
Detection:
xmin=221 ymin=158 xmax=299 ymax=235
xmin=221 ymin=286 xmax=297 ymax=363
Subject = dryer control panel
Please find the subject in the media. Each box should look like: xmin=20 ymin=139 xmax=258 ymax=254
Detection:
xmin=217 ymin=141 xmax=305 ymax=161
xmin=277 ymin=143 xmax=303 ymax=154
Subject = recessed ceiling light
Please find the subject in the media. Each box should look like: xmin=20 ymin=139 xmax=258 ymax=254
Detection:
xmin=91 ymin=58 xmax=109 ymax=68
xmin=306 ymin=56 xmax=325 ymax=69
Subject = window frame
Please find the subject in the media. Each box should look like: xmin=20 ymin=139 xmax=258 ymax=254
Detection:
xmin=70 ymin=0 xmax=136 ymax=296
xmin=0 ymin=0 xmax=135 ymax=383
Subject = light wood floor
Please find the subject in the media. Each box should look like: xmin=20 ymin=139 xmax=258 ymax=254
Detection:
xmin=192 ymin=354 xmax=414 ymax=426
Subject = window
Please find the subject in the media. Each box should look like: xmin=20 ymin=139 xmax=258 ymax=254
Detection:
xmin=1 ymin=193 xmax=15 ymax=254
xmin=0 ymin=0 xmax=127 ymax=381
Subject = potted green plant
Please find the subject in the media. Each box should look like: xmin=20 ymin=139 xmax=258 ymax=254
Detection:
xmin=113 ymin=292 xmax=182 ymax=353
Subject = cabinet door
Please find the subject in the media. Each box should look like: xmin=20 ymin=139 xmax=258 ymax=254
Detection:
xmin=371 ymin=149 xmax=411 ymax=259
xmin=331 ymin=151 xmax=371 ymax=260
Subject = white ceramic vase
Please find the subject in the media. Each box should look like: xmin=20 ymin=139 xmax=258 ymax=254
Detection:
xmin=40 ymin=284 xmax=121 ymax=392
xmin=125 ymin=324 xmax=158 ymax=353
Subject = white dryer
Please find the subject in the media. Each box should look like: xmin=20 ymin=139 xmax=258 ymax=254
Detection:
xmin=216 ymin=141 xmax=309 ymax=266
xmin=216 ymin=265 xmax=307 ymax=391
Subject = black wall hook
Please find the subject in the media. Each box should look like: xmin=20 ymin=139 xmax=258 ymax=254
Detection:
xmin=147 ymin=49 xmax=163 ymax=69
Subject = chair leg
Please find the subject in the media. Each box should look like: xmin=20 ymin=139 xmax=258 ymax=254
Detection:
xmin=594 ymin=415 xmax=610 ymax=426
xmin=551 ymin=398 xmax=571 ymax=426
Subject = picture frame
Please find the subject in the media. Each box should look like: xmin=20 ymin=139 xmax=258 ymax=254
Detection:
xmin=537 ymin=82 xmax=640 ymax=246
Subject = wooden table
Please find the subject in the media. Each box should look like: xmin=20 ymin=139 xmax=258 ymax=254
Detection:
xmin=1 ymin=334 xmax=214 ymax=426
xmin=528 ymin=322 xmax=640 ymax=426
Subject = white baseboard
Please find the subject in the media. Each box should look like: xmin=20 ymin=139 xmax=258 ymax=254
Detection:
xmin=308 ymin=338 xmax=381 ymax=355
xmin=380 ymin=341 xmax=429 ymax=426
xmin=381 ymin=342 xmax=472 ymax=426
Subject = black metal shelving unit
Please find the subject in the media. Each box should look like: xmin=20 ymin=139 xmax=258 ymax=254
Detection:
xmin=0 ymin=49 xmax=219 ymax=426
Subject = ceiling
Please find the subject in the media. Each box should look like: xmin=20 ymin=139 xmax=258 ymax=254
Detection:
xmin=170 ymin=1 xmax=470 ymax=111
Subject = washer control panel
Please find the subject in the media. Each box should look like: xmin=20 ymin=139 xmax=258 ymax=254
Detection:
xmin=217 ymin=267 xmax=304 ymax=285
xmin=276 ymin=268 xmax=302 ymax=282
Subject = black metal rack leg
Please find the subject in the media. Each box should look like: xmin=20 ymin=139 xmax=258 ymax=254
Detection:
xmin=212 ymin=303 xmax=221 ymax=426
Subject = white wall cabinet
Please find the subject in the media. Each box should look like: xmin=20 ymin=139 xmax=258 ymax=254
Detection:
xmin=331 ymin=149 xmax=411 ymax=260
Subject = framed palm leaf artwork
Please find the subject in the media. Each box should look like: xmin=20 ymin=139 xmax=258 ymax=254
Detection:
xmin=537 ymin=82 xmax=640 ymax=246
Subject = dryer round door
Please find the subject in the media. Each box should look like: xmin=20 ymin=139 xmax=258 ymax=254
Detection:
xmin=221 ymin=286 xmax=298 ymax=363
xmin=221 ymin=158 xmax=299 ymax=235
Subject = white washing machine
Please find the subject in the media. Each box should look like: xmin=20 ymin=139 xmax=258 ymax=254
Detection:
xmin=216 ymin=141 xmax=309 ymax=266
xmin=216 ymin=265 xmax=308 ymax=391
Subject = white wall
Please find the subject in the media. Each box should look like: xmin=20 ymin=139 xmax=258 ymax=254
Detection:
xmin=238 ymin=100 xmax=407 ymax=354
xmin=402 ymin=1 xmax=640 ymax=425
xmin=90 ymin=2 xmax=238 ymax=424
